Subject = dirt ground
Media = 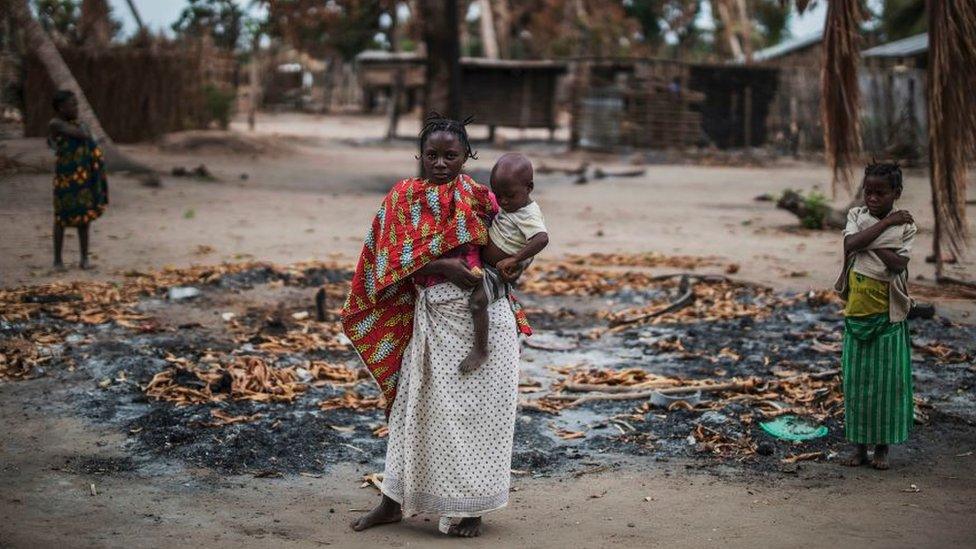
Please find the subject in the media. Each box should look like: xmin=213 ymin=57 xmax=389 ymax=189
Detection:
xmin=2 ymin=113 xmax=975 ymax=548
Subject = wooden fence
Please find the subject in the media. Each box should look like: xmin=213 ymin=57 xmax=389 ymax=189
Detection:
xmin=24 ymin=45 xmax=236 ymax=143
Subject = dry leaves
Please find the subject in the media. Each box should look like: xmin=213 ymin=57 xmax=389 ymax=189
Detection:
xmin=604 ymin=279 xmax=782 ymax=327
xmin=913 ymin=342 xmax=973 ymax=364
xmin=781 ymin=451 xmax=824 ymax=464
xmin=318 ymin=390 xmax=384 ymax=412
xmin=692 ymin=423 xmax=757 ymax=458
xmin=206 ymin=409 xmax=262 ymax=427
xmin=563 ymin=252 xmax=720 ymax=271
xmin=307 ymin=361 xmax=367 ymax=386
xmin=144 ymin=355 xmax=308 ymax=405
xmin=0 ymin=338 xmax=44 ymax=380
xmin=563 ymin=367 xmax=681 ymax=388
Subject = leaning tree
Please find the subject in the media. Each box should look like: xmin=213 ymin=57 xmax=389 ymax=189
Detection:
xmin=4 ymin=0 xmax=159 ymax=184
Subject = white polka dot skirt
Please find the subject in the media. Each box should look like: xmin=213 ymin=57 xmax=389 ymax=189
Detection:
xmin=380 ymin=282 xmax=520 ymax=518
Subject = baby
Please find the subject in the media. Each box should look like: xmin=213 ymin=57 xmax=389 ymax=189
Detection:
xmin=459 ymin=153 xmax=549 ymax=373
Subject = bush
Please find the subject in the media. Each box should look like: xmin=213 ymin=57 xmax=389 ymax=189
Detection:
xmin=801 ymin=190 xmax=830 ymax=229
xmin=203 ymin=84 xmax=235 ymax=130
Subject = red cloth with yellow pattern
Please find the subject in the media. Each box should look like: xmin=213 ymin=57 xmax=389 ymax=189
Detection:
xmin=340 ymin=174 xmax=532 ymax=413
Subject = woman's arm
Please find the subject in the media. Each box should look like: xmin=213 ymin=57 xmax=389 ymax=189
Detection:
xmin=413 ymin=257 xmax=481 ymax=289
xmin=874 ymin=249 xmax=909 ymax=273
xmin=843 ymin=211 xmax=913 ymax=256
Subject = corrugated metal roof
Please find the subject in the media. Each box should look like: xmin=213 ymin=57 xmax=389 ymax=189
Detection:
xmin=753 ymin=30 xmax=823 ymax=62
xmin=862 ymin=33 xmax=928 ymax=58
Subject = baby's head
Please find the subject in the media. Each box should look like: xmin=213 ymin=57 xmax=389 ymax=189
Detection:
xmin=862 ymin=160 xmax=903 ymax=218
xmin=490 ymin=153 xmax=534 ymax=213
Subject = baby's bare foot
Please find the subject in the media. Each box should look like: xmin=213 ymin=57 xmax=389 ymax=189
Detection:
xmin=450 ymin=517 xmax=482 ymax=537
xmin=458 ymin=348 xmax=488 ymax=374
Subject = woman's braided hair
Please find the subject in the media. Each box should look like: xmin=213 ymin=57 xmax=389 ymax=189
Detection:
xmin=418 ymin=112 xmax=477 ymax=160
xmin=864 ymin=160 xmax=903 ymax=192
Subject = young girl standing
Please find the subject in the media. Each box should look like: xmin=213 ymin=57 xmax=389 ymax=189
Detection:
xmin=835 ymin=162 xmax=917 ymax=470
xmin=48 ymin=90 xmax=109 ymax=270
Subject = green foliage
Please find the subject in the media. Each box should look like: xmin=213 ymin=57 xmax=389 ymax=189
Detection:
xmin=261 ymin=0 xmax=385 ymax=61
xmin=880 ymin=0 xmax=926 ymax=42
xmin=33 ymin=0 xmax=122 ymax=45
xmin=751 ymin=0 xmax=791 ymax=47
xmin=801 ymin=190 xmax=830 ymax=229
xmin=34 ymin=0 xmax=81 ymax=39
xmin=172 ymin=0 xmax=245 ymax=51
xmin=625 ymin=0 xmax=664 ymax=47
xmin=202 ymin=84 xmax=235 ymax=130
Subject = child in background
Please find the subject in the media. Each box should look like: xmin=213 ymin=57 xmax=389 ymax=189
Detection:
xmin=48 ymin=90 xmax=109 ymax=270
xmin=834 ymin=161 xmax=916 ymax=470
xmin=459 ymin=153 xmax=548 ymax=373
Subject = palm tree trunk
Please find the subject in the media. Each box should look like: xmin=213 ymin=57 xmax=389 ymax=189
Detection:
xmin=7 ymin=0 xmax=159 ymax=184
xmin=80 ymin=0 xmax=112 ymax=48
xmin=478 ymin=0 xmax=499 ymax=59
xmin=418 ymin=0 xmax=462 ymax=119
xmin=492 ymin=0 xmax=512 ymax=58
xmin=820 ymin=0 xmax=862 ymax=198
xmin=248 ymin=32 xmax=261 ymax=131
xmin=927 ymin=0 xmax=974 ymax=274
xmin=123 ymin=0 xmax=146 ymax=34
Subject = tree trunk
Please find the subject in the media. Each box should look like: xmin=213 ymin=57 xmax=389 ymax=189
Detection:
xmin=493 ymin=0 xmax=512 ymax=58
xmin=6 ymin=0 xmax=159 ymax=184
xmin=385 ymin=9 xmax=403 ymax=140
xmin=418 ymin=0 xmax=462 ymax=119
xmin=478 ymin=0 xmax=499 ymax=59
xmin=80 ymin=0 xmax=112 ymax=48
xmin=248 ymin=33 xmax=261 ymax=131
xmin=123 ymin=0 xmax=146 ymax=34
xmin=714 ymin=0 xmax=745 ymax=60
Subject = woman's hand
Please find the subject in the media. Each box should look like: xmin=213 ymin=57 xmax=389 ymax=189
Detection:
xmin=438 ymin=258 xmax=481 ymax=290
xmin=499 ymin=260 xmax=526 ymax=282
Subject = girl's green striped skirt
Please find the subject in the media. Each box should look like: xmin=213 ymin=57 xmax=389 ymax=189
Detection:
xmin=842 ymin=314 xmax=914 ymax=444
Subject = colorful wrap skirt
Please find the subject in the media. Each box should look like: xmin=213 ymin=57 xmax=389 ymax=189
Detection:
xmin=51 ymin=134 xmax=108 ymax=227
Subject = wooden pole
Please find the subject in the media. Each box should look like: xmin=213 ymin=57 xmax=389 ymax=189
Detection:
xmin=478 ymin=0 xmax=499 ymax=59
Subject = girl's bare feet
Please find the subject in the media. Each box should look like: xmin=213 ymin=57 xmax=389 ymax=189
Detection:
xmin=871 ymin=444 xmax=890 ymax=470
xmin=449 ymin=517 xmax=482 ymax=537
xmin=350 ymin=495 xmax=402 ymax=531
xmin=843 ymin=444 xmax=869 ymax=466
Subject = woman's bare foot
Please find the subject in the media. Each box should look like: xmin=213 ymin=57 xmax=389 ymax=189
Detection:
xmin=350 ymin=495 xmax=402 ymax=531
xmin=871 ymin=445 xmax=890 ymax=470
xmin=843 ymin=444 xmax=869 ymax=466
xmin=458 ymin=348 xmax=488 ymax=373
xmin=449 ymin=517 xmax=482 ymax=537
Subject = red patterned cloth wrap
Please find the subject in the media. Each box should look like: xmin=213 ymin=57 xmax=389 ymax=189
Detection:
xmin=341 ymin=174 xmax=532 ymax=413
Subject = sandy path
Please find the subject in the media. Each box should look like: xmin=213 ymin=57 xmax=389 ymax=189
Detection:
xmin=3 ymin=113 xmax=976 ymax=548
xmin=2 ymin=392 xmax=974 ymax=549
xmin=3 ymin=114 xmax=972 ymax=305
